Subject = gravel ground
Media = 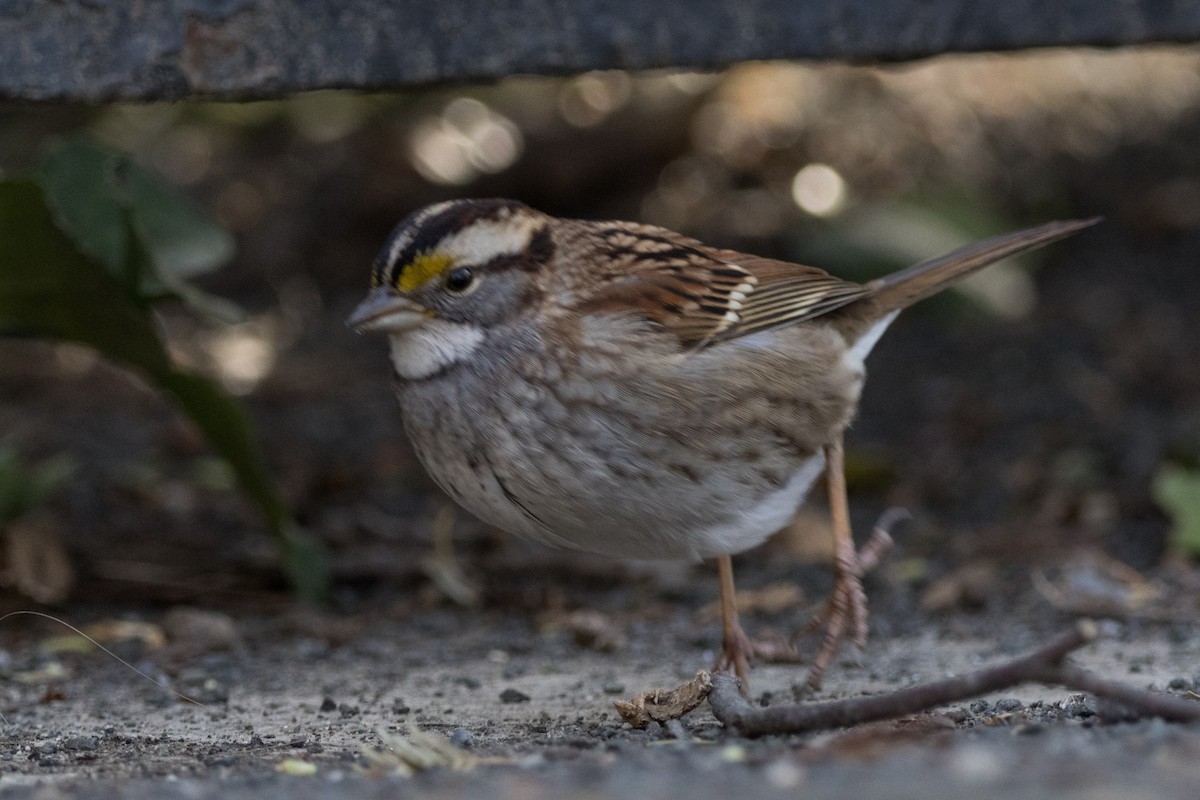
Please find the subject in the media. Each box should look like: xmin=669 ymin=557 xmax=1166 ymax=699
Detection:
xmin=3 ymin=51 xmax=1200 ymax=795
xmin=0 ymin=593 xmax=1197 ymax=798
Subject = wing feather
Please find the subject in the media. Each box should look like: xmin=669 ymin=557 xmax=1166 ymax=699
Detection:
xmin=572 ymin=224 xmax=868 ymax=348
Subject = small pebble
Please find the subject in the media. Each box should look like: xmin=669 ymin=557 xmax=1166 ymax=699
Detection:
xmin=500 ymin=688 xmax=531 ymax=704
xmin=161 ymin=607 xmax=239 ymax=651
xmin=319 ymin=697 xmax=337 ymax=713
xmin=189 ymin=678 xmax=229 ymax=705
xmin=1064 ymin=695 xmax=1097 ymax=718
xmin=943 ymin=708 xmax=972 ymax=724
xmin=994 ymin=698 xmax=1023 ymax=713
xmin=63 ymin=736 xmax=98 ymax=752
xmin=1015 ymin=721 xmax=1045 ymax=735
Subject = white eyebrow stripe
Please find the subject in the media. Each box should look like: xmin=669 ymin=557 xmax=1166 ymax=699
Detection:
xmin=385 ymin=231 xmax=413 ymax=270
xmin=384 ymin=201 xmax=460 ymax=271
xmin=438 ymin=214 xmax=539 ymax=265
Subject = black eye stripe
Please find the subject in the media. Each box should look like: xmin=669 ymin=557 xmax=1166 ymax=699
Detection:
xmin=374 ymin=199 xmax=533 ymax=287
xmin=524 ymin=225 xmax=555 ymax=266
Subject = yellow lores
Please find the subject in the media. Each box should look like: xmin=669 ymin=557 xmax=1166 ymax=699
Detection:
xmin=398 ymin=251 xmax=455 ymax=293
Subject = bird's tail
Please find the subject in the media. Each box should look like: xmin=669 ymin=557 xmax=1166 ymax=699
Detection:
xmin=859 ymin=217 xmax=1100 ymax=319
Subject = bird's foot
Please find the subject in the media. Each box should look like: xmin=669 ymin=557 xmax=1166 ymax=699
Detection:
xmin=714 ymin=620 xmax=799 ymax=695
xmin=801 ymin=509 xmax=904 ymax=690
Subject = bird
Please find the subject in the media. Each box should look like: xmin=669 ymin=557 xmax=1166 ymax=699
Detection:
xmin=348 ymin=198 xmax=1095 ymax=689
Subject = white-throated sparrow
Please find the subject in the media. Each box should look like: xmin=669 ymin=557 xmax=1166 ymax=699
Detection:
xmin=349 ymin=199 xmax=1095 ymax=688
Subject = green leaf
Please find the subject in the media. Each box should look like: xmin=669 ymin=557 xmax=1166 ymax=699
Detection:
xmin=34 ymin=139 xmax=131 ymax=281
xmin=0 ymin=180 xmax=172 ymax=371
xmin=0 ymin=446 xmax=74 ymax=523
xmin=36 ymin=137 xmax=239 ymax=321
xmin=0 ymin=180 xmax=326 ymax=599
xmin=1152 ymin=465 xmax=1200 ymax=556
xmin=122 ymin=164 xmax=235 ymax=283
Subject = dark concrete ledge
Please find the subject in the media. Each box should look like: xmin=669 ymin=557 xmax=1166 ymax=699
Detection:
xmin=2 ymin=0 xmax=1199 ymax=102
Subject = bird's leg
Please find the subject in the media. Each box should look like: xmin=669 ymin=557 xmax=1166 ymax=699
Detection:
xmin=803 ymin=435 xmax=896 ymax=690
xmin=714 ymin=554 xmax=753 ymax=687
xmin=713 ymin=555 xmax=801 ymax=693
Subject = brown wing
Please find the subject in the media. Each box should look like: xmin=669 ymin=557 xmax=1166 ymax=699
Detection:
xmin=572 ymin=222 xmax=869 ymax=348
xmin=704 ymin=248 xmax=870 ymax=344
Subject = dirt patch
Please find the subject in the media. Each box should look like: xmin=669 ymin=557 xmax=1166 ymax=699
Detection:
xmin=3 ymin=49 xmax=1200 ymax=798
xmin=0 ymin=587 xmax=1198 ymax=797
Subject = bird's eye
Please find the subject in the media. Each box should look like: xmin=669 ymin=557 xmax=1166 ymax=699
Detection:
xmin=445 ymin=266 xmax=475 ymax=294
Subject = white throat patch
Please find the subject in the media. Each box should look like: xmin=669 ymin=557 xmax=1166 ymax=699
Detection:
xmin=389 ymin=320 xmax=485 ymax=380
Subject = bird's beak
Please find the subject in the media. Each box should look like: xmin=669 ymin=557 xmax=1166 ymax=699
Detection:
xmin=347 ymin=289 xmax=430 ymax=334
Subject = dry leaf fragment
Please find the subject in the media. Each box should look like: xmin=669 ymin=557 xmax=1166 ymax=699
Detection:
xmin=2 ymin=515 xmax=74 ymax=604
xmin=11 ymin=661 xmax=70 ymax=684
xmin=614 ymin=670 xmax=713 ymax=729
xmin=162 ymin=607 xmax=238 ymax=651
xmin=81 ymin=619 xmax=167 ymax=650
xmin=363 ymin=725 xmax=479 ymax=777
xmin=538 ymin=609 xmax=627 ymax=651
xmin=919 ymin=562 xmax=1001 ymax=612
xmin=1032 ymin=551 xmax=1161 ymax=616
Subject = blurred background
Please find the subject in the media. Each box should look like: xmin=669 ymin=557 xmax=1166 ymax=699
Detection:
xmin=1 ymin=46 xmax=1198 ymax=621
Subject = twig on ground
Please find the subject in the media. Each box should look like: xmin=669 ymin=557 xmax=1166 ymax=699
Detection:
xmin=707 ymin=620 xmax=1200 ymax=737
